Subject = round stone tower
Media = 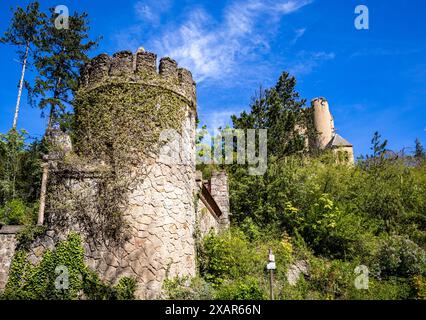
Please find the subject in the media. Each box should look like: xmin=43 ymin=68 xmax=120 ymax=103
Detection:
xmin=31 ymin=49 xmax=197 ymax=299
xmin=312 ymin=97 xmax=335 ymax=149
xmin=78 ymin=49 xmax=197 ymax=298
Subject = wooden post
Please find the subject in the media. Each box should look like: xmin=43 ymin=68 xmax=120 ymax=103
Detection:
xmin=37 ymin=162 xmax=49 ymax=225
xmin=266 ymin=248 xmax=277 ymax=300
xmin=268 ymin=248 xmax=274 ymax=300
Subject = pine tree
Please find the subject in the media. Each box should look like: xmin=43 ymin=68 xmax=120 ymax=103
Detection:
xmin=414 ymin=138 xmax=425 ymax=160
xmin=370 ymin=131 xmax=388 ymax=158
xmin=231 ymin=72 xmax=312 ymax=159
xmin=0 ymin=2 xmax=44 ymax=129
xmin=29 ymin=7 xmax=98 ymax=129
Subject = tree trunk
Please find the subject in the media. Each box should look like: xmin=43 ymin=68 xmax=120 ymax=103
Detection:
xmin=12 ymin=42 xmax=29 ymax=129
xmin=47 ymin=76 xmax=62 ymax=129
xmin=37 ymin=162 xmax=49 ymax=225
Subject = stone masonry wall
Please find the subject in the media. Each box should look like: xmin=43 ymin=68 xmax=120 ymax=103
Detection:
xmin=0 ymin=226 xmax=23 ymax=292
xmin=210 ymin=171 xmax=230 ymax=228
xmin=196 ymin=200 xmax=221 ymax=238
xmin=194 ymin=171 xmax=226 ymax=238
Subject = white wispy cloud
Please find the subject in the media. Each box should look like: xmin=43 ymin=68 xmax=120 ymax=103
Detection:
xmin=114 ymin=0 xmax=320 ymax=84
xmin=350 ymin=47 xmax=426 ymax=58
xmin=200 ymin=110 xmax=241 ymax=134
xmin=276 ymin=0 xmax=313 ymax=14
xmin=149 ymin=0 xmax=313 ymax=82
xmin=291 ymin=27 xmax=306 ymax=44
xmin=288 ymin=51 xmax=335 ymax=75
xmin=134 ymin=0 xmax=172 ymax=24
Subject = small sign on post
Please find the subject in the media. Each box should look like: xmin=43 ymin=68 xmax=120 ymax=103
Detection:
xmin=267 ymin=249 xmax=276 ymax=300
xmin=267 ymin=251 xmax=276 ymax=270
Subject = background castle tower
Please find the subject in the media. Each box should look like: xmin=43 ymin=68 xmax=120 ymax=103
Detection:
xmin=312 ymin=97 xmax=335 ymax=149
xmin=26 ymin=49 xmax=198 ymax=299
xmin=311 ymin=97 xmax=354 ymax=163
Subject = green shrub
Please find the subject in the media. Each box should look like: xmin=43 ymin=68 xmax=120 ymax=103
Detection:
xmin=412 ymin=275 xmax=426 ymax=300
xmin=214 ymin=277 xmax=267 ymax=300
xmin=374 ymin=235 xmax=426 ymax=278
xmin=0 ymin=198 xmax=35 ymax=225
xmin=239 ymin=217 xmax=261 ymax=241
xmin=199 ymin=229 xmax=295 ymax=286
xmin=164 ymin=276 xmax=213 ymax=300
xmin=306 ymin=257 xmax=354 ymax=299
xmin=352 ymin=277 xmax=413 ymax=300
xmin=115 ymin=277 xmax=137 ymax=300
xmin=199 ymin=230 xmax=262 ymax=285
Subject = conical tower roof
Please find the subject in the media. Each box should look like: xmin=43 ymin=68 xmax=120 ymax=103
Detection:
xmin=327 ymin=133 xmax=353 ymax=148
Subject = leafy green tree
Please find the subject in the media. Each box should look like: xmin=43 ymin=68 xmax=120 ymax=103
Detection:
xmin=0 ymin=130 xmax=42 ymax=214
xmin=0 ymin=198 xmax=34 ymax=225
xmin=0 ymin=2 xmax=45 ymax=129
xmin=28 ymin=7 xmax=98 ymax=128
xmin=231 ymin=72 xmax=315 ymax=159
xmin=228 ymin=72 xmax=318 ymax=227
xmin=0 ymin=129 xmax=27 ymax=202
xmin=359 ymin=131 xmax=389 ymax=168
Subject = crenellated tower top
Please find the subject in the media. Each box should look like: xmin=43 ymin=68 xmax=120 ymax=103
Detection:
xmin=79 ymin=48 xmax=196 ymax=109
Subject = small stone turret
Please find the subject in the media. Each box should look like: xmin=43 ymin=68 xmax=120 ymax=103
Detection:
xmin=210 ymin=171 xmax=230 ymax=228
xmin=312 ymin=97 xmax=334 ymax=149
xmin=311 ymin=97 xmax=354 ymax=163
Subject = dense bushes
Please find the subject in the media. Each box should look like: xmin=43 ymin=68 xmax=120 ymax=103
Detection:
xmin=165 ymin=229 xmax=294 ymax=300
xmin=374 ymin=235 xmax=426 ymax=278
xmin=163 ymin=276 xmax=214 ymax=300
xmin=0 ymin=129 xmax=42 ymax=225
xmin=214 ymin=277 xmax=267 ymax=300
xmin=165 ymin=228 xmax=424 ymax=300
xmin=0 ymin=199 xmax=38 ymax=225
xmin=167 ymin=153 xmax=426 ymax=300
xmin=230 ymin=154 xmax=426 ymax=257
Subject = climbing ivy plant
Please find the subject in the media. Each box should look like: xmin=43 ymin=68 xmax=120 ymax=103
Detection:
xmin=45 ymin=79 xmax=190 ymax=241
xmin=2 ymin=232 xmax=136 ymax=300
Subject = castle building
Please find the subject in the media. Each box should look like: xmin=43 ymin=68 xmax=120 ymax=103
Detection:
xmin=0 ymin=49 xmax=229 ymax=298
xmin=0 ymin=51 xmax=354 ymax=299
xmin=311 ymin=97 xmax=354 ymax=163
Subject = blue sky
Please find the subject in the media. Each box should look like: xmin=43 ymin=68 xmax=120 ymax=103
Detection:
xmin=0 ymin=0 xmax=425 ymax=157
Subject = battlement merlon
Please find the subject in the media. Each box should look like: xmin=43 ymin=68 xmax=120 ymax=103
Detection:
xmin=79 ymin=48 xmax=197 ymax=109
xmin=311 ymin=97 xmax=328 ymax=106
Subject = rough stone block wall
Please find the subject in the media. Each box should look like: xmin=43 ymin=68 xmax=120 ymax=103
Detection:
xmin=27 ymin=116 xmax=197 ymax=300
xmin=210 ymin=171 xmax=230 ymax=228
xmin=196 ymin=200 xmax=221 ymax=238
xmin=333 ymin=146 xmax=355 ymax=165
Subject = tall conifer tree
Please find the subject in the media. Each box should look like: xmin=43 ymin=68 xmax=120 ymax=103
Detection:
xmin=0 ymin=2 xmax=44 ymax=129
